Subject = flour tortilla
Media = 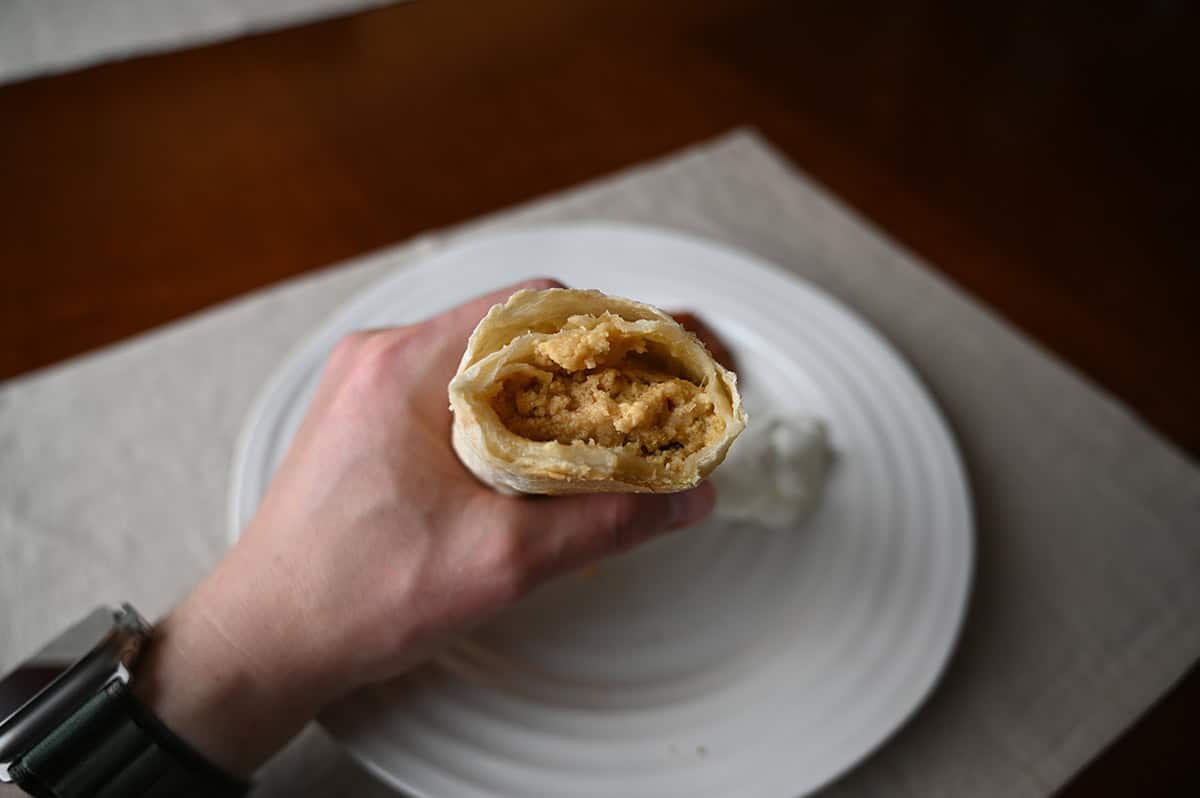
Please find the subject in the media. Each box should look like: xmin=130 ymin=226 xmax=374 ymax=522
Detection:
xmin=448 ymin=288 xmax=746 ymax=495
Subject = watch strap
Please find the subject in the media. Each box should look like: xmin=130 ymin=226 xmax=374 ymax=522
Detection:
xmin=9 ymin=679 xmax=249 ymax=798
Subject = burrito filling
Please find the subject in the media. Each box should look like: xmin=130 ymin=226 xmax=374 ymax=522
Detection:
xmin=490 ymin=314 xmax=726 ymax=468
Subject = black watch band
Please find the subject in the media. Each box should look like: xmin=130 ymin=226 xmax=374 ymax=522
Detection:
xmin=9 ymin=679 xmax=249 ymax=798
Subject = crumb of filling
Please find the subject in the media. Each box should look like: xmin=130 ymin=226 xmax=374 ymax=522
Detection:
xmin=534 ymin=313 xmax=648 ymax=372
xmin=491 ymin=362 xmax=723 ymax=466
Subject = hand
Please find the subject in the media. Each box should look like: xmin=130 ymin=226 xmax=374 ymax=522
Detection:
xmin=671 ymin=311 xmax=737 ymax=372
xmin=134 ymin=279 xmax=716 ymax=775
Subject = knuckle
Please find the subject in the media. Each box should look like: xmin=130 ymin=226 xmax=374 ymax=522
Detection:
xmin=602 ymin=496 xmax=645 ymax=551
xmin=329 ymin=331 xmax=371 ymax=366
xmin=344 ymin=330 xmax=415 ymax=387
xmin=521 ymin=277 xmax=565 ymax=292
xmin=479 ymin=521 xmax=534 ymax=602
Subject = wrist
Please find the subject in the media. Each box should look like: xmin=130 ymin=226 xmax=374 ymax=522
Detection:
xmin=134 ymin=548 xmax=341 ymax=775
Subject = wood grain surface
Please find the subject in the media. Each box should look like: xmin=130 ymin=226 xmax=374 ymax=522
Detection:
xmin=1 ymin=1 xmax=1196 ymax=795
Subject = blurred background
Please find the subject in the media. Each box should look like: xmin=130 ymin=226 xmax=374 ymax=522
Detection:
xmin=1 ymin=1 xmax=1196 ymax=794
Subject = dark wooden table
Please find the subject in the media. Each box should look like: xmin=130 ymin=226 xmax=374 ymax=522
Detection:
xmin=1 ymin=1 xmax=1196 ymax=794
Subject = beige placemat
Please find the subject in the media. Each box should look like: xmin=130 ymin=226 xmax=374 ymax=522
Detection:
xmin=2 ymin=130 xmax=1198 ymax=797
xmin=0 ymin=0 xmax=404 ymax=86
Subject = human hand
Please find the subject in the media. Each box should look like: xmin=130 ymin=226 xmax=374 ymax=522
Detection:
xmin=671 ymin=311 xmax=737 ymax=372
xmin=134 ymin=279 xmax=716 ymax=775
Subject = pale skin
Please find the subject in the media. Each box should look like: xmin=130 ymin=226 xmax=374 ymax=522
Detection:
xmin=112 ymin=279 xmax=718 ymax=778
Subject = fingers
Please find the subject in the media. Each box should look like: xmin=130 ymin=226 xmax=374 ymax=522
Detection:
xmin=330 ymin=277 xmax=565 ymax=364
xmin=670 ymin=311 xmax=737 ymax=372
xmin=517 ymin=483 xmax=717 ymax=584
xmin=445 ymin=277 xmax=565 ymax=339
xmin=397 ymin=276 xmax=566 ymax=401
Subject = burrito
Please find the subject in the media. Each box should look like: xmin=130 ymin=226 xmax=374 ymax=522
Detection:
xmin=448 ymin=288 xmax=747 ymax=495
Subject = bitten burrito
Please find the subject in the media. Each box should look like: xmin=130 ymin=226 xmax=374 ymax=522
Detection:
xmin=448 ymin=288 xmax=746 ymax=495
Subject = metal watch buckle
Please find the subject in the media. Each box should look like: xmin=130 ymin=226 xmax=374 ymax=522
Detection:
xmin=0 ymin=604 xmax=150 ymax=781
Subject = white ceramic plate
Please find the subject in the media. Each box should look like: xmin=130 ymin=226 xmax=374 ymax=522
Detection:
xmin=230 ymin=224 xmax=973 ymax=798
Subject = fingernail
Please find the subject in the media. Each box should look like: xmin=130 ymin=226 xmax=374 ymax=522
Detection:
xmin=669 ymin=484 xmax=715 ymax=529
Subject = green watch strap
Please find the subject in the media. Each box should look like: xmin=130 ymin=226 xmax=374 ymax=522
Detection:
xmin=9 ymin=680 xmax=250 ymax=798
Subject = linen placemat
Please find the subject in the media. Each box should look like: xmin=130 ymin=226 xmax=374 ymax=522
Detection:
xmin=2 ymin=130 xmax=1197 ymax=797
xmin=0 ymin=0 xmax=403 ymax=86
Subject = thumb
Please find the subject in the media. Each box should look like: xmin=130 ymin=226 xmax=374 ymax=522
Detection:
xmin=519 ymin=482 xmax=716 ymax=583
